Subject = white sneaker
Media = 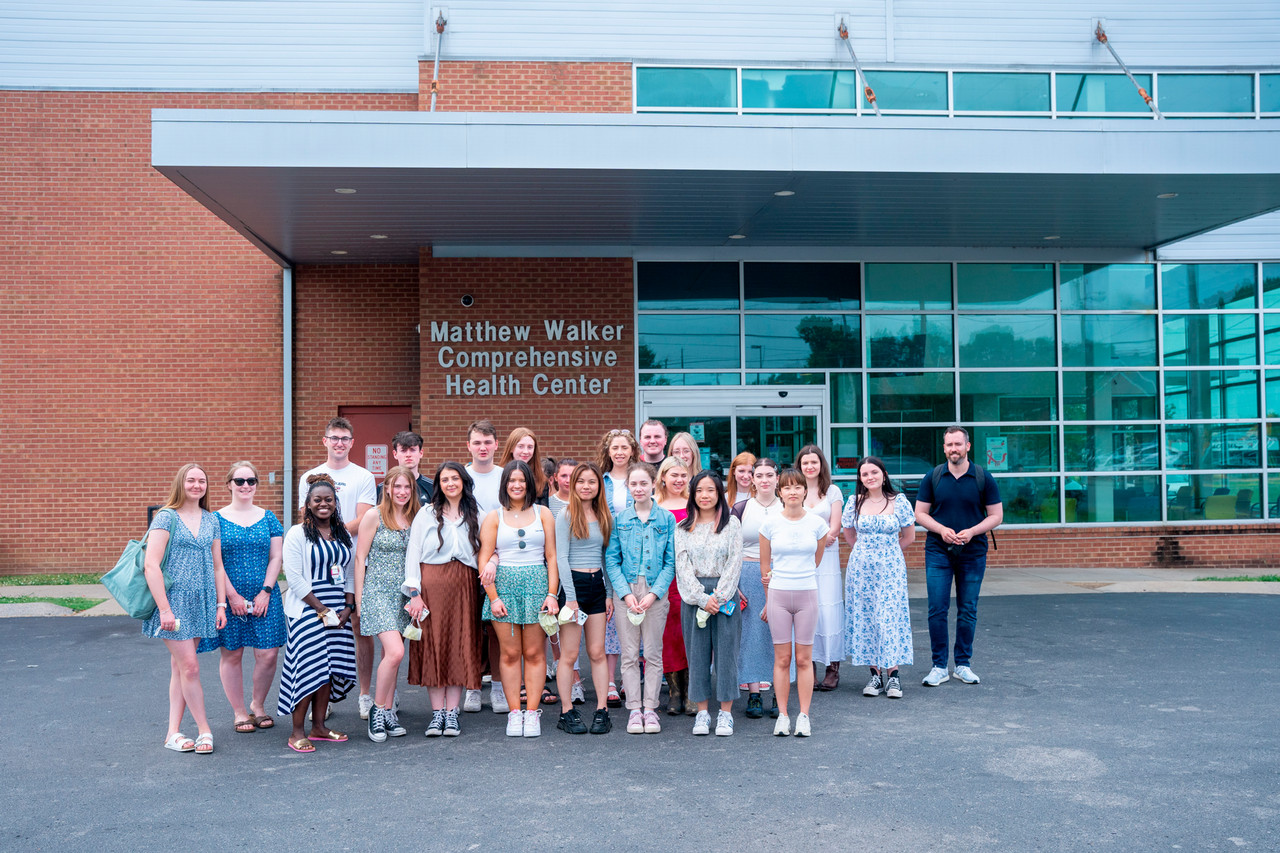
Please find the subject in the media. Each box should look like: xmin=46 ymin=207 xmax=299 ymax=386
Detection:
xmin=922 ymin=666 xmax=950 ymax=687
xmin=715 ymin=710 xmax=734 ymax=736
xmin=463 ymin=689 xmax=482 ymax=713
xmin=627 ymin=710 xmax=644 ymax=734
xmin=643 ymin=710 xmax=662 ymax=734
xmin=794 ymin=712 xmax=811 ymax=737
xmin=306 ymin=705 xmax=332 ymax=722
xmin=358 ymin=694 xmax=374 ymax=720
xmin=491 ymin=682 xmax=509 ymax=714
xmin=570 ymin=681 xmax=585 ymax=705
xmin=505 ymin=710 xmax=524 ymax=737
xmin=546 ymin=658 xmax=558 ymax=678
xmin=692 ymin=710 xmax=711 ymax=736
xmin=773 ymin=714 xmax=791 ymax=736
xmin=953 ymin=665 xmax=981 ymax=684
xmin=522 ymin=709 xmax=542 ymax=738
xmin=481 ymin=674 xmax=492 ymax=684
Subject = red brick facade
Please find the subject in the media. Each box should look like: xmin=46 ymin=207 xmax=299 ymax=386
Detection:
xmin=420 ymin=61 xmax=633 ymax=112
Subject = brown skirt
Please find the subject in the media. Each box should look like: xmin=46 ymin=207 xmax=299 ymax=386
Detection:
xmin=407 ymin=560 xmax=484 ymax=689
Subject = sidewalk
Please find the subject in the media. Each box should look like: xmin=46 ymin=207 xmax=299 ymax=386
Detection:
xmin=1 ymin=566 xmax=1276 ymax=617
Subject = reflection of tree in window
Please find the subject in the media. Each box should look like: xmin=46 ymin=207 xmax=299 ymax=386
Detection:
xmin=796 ymin=316 xmax=859 ymax=368
xmin=962 ymin=324 xmax=1054 ymax=367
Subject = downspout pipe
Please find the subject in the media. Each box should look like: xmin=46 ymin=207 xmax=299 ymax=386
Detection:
xmin=282 ymin=266 xmax=294 ymax=528
xmin=430 ymin=12 xmax=447 ymax=111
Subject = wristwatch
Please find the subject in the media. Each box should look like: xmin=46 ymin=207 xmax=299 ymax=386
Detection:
xmin=261 ymin=586 xmax=272 ymax=595
xmin=406 ymin=588 xmax=420 ymax=599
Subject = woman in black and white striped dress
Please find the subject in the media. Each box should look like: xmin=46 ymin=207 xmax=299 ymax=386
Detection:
xmin=278 ymin=474 xmax=358 ymax=753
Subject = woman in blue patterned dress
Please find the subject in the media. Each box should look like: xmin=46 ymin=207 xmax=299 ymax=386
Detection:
xmin=199 ymin=462 xmax=286 ymax=734
xmin=278 ymin=474 xmax=357 ymax=753
xmin=842 ymin=457 xmax=917 ymax=700
xmin=355 ymin=465 xmax=420 ymax=743
xmin=143 ymin=463 xmax=229 ymax=755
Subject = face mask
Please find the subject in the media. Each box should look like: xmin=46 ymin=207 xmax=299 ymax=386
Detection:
xmin=626 ymin=609 xmax=646 ymax=626
xmin=402 ymin=623 xmax=423 ymax=641
xmin=320 ymin=609 xmax=340 ymax=628
xmin=538 ymin=612 xmax=560 ymax=636
xmin=696 ymin=609 xmax=710 ymax=629
xmin=558 ymin=605 xmax=575 ymax=624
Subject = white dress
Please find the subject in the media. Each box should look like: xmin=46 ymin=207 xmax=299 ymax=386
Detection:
xmin=806 ymin=484 xmax=844 ymax=665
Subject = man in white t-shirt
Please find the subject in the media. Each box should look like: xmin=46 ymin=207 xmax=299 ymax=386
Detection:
xmin=638 ymin=419 xmax=668 ymax=466
xmin=298 ymin=416 xmax=377 ymax=719
xmin=461 ymin=418 xmax=506 ymax=714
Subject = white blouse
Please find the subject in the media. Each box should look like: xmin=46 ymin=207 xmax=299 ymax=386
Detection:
xmin=403 ymin=504 xmax=479 ymax=595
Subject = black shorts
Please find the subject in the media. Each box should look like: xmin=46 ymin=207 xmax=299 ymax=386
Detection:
xmin=558 ymin=569 xmax=608 ymax=615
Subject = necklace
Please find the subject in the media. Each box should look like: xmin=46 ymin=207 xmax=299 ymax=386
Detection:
xmin=757 ymin=495 xmax=778 ymax=514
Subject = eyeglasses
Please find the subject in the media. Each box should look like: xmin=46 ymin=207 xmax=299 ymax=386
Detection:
xmin=231 ymin=477 xmax=259 ymax=487
xmin=607 ymin=429 xmax=632 ymax=437
xmin=325 ymin=435 xmax=353 ymax=444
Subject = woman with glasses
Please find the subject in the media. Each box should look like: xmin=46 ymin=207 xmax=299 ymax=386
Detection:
xmin=198 ymin=462 xmax=285 ymax=735
xmin=355 ymin=465 xmax=420 ymax=742
xmin=655 ymin=456 xmax=694 ymax=717
xmin=667 ymin=431 xmax=703 ymax=477
xmin=479 ymin=460 xmax=559 ymax=737
xmin=498 ymin=427 xmax=550 ymax=506
xmin=597 ymin=428 xmax=638 ymax=705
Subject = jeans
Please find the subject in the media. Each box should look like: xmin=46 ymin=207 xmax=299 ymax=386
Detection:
xmin=925 ymin=549 xmax=986 ymax=668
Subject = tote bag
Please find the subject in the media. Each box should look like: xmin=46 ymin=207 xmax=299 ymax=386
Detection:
xmin=102 ymin=509 xmax=175 ymax=620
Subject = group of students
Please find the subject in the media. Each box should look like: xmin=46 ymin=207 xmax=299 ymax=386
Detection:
xmin=139 ymin=417 xmax=922 ymax=754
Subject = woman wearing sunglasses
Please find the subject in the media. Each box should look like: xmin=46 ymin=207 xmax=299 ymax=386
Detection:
xmin=198 ymin=462 xmax=285 ymax=735
xmin=479 ymin=460 xmax=559 ymax=737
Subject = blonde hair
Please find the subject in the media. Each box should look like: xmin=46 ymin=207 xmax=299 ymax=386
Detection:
xmin=498 ymin=427 xmax=547 ymax=496
xmin=224 ymin=460 xmax=259 ymax=488
xmin=726 ymin=451 xmax=757 ymax=505
xmin=667 ymin=432 xmax=703 ymax=475
xmin=655 ymin=456 xmax=690 ymax=504
xmin=163 ymin=463 xmax=210 ymax=511
xmin=377 ymin=465 xmax=421 ymax=530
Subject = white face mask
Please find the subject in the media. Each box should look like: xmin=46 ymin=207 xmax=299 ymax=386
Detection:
xmin=538 ymin=612 xmax=560 ymax=636
xmin=627 ymin=609 xmax=646 ymax=626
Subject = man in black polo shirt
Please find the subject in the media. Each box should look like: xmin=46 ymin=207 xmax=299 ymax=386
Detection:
xmin=376 ymin=431 xmax=435 ymax=505
xmin=913 ymin=426 xmax=1004 ymax=687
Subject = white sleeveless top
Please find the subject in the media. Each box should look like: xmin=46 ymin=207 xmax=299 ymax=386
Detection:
xmin=495 ymin=507 xmax=546 ymax=566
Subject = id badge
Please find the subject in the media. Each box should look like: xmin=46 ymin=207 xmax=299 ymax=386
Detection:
xmin=330 ymin=563 xmax=344 ymax=584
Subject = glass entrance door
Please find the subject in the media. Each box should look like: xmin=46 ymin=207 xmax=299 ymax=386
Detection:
xmin=640 ymin=388 xmax=825 ymax=478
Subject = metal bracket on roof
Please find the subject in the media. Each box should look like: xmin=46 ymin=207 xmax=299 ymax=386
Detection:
xmin=1094 ymin=22 xmax=1163 ymax=119
xmin=837 ymin=17 xmax=880 ymax=117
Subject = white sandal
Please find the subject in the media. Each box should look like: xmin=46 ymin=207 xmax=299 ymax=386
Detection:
xmin=193 ymin=732 xmax=214 ymax=754
xmin=163 ymin=732 xmax=195 ymax=752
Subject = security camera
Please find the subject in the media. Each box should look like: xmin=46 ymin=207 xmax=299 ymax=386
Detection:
xmin=778 ymin=391 xmax=789 ymax=398
xmin=461 ymin=294 xmax=474 ymax=307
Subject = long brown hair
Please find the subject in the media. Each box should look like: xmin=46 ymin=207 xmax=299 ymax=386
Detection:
xmin=377 ymin=465 xmax=421 ymax=530
xmin=498 ymin=427 xmax=547 ymax=495
xmin=597 ymin=428 xmax=639 ymax=473
xmin=794 ymin=444 xmax=833 ymax=497
xmin=726 ymin=451 xmax=756 ymax=505
xmin=162 ymin=463 xmax=210 ymax=512
xmin=567 ymin=462 xmax=612 ymax=543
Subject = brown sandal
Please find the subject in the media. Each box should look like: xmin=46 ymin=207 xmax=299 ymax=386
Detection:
xmin=234 ymin=718 xmax=257 ymax=733
xmin=250 ymin=713 xmax=275 ymax=730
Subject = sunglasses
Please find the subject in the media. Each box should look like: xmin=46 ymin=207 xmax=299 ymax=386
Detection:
xmin=231 ymin=477 xmax=259 ymax=486
xmin=515 ymin=528 xmax=528 ymax=549
xmin=608 ymin=429 xmax=632 ymax=437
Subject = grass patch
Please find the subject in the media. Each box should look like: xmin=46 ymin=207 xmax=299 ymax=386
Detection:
xmin=0 ymin=596 xmax=106 ymax=612
xmin=0 ymin=573 xmax=103 ymax=586
xmin=1194 ymin=575 xmax=1280 ymax=582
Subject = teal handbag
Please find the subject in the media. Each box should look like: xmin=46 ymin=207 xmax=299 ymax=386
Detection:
xmin=102 ymin=509 xmax=176 ymax=620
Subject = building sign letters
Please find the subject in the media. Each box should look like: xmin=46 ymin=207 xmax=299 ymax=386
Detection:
xmin=430 ymin=319 xmax=623 ymax=397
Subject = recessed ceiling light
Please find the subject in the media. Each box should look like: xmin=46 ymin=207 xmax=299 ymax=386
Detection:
xmin=774 ymin=190 xmax=796 ymax=197
xmin=1157 ymin=192 xmax=1178 ymax=199
xmin=369 ymin=234 xmax=388 ymax=239
xmin=1043 ymin=235 xmax=1060 ymax=240
xmin=330 ymin=250 xmax=349 ymax=255
xmin=729 ymin=234 xmax=747 ymax=240
xmin=334 ymin=188 xmax=357 ymax=194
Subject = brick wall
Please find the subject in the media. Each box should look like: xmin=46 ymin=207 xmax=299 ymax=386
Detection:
xmin=420 ymin=60 xmax=632 ymax=112
xmin=0 ymin=90 xmax=415 ymax=573
xmin=418 ymin=250 xmax=634 ymax=467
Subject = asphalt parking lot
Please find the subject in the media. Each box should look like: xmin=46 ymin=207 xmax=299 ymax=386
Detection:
xmin=4 ymin=593 xmax=1277 ymax=851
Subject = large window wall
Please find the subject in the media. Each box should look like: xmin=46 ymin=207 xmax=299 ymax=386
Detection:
xmin=637 ymin=261 xmax=1280 ymax=525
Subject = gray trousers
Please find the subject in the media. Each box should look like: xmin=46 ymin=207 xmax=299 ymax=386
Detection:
xmin=681 ymin=578 xmax=742 ymax=705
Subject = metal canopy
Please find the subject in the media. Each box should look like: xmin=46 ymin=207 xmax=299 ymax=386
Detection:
xmin=151 ymin=110 xmax=1280 ymax=266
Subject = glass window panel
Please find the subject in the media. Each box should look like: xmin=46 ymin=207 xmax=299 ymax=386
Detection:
xmin=831 ymin=372 xmax=862 ymax=423
xmin=1163 ymin=370 xmax=1259 ymax=420
xmin=1072 ymin=475 xmax=1162 ymax=522
xmin=744 ymin=263 xmax=859 ymax=310
xmin=866 ymin=427 xmax=946 ymax=478
xmin=1167 ymin=473 xmax=1261 ymax=521
xmin=741 ymin=69 xmax=856 ymax=110
xmin=638 ymin=315 xmax=739 ymax=370
xmin=636 ymin=67 xmax=737 ymax=109
xmin=1064 ymin=425 xmax=1160 ymax=472
xmin=866 ymin=315 xmax=953 ymax=368
xmin=1264 ymin=75 xmax=1280 ymax=112
xmin=831 ymin=428 xmax=862 ymax=475
xmin=1265 ymin=314 xmax=1280 ymax=365
xmin=1271 ymin=474 xmax=1280 ymax=518
xmin=957 ymin=264 xmax=1054 ymax=309
xmin=1063 ymin=371 xmax=1159 ymax=420
xmin=868 ymin=372 xmax=955 ymax=423
xmin=960 ymin=371 xmax=1056 ymax=422
xmin=953 ymin=73 xmax=1050 ymax=112
xmin=995 ymin=477 xmax=1061 ymax=524
xmin=1063 ymin=315 xmax=1158 ymax=367
xmin=1166 ymin=423 xmax=1261 ymax=469
xmin=636 ymin=262 xmax=739 ymax=309
xmin=1163 ymin=314 xmax=1257 ymax=367
xmin=864 ymin=263 xmax=952 ymax=310
xmin=1056 ymin=73 xmax=1153 ymax=113
xmin=1158 ymin=74 xmax=1253 ymax=113
xmin=1060 ymin=263 xmax=1156 ymax=310
xmin=745 ymin=314 xmax=859 ymax=370
xmin=1161 ymin=263 xmax=1256 ymax=310
xmin=860 ymin=71 xmax=948 ymax=111
xmin=638 ymin=372 xmax=740 ymax=386
xmin=746 ymin=372 xmax=824 ymax=385
xmin=958 ymin=315 xmax=1057 ymax=368
xmin=970 ymin=425 xmax=1057 ymax=473
xmin=1264 ymin=264 xmax=1280 ymax=309
xmin=1268 ymin=371 xmax=1280 ymax=418
xmin=1269 ymin=423 xmax=1280 ymax=468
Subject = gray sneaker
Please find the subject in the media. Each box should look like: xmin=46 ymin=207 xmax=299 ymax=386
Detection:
xmin=463 ymin=689 xmax=482 ymax=713
xmin=953 ymin=665 xmax=981 ymax=684
xmin=443 ymin=709 xmax=461 ymax=737
xmin=425 ymin=709 xmax=445 ymax=737
xmin=922 ymin=666 xmax=950 ymax=687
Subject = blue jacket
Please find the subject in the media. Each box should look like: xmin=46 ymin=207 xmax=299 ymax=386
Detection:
xmin=605 ymin=504 xmax=676 ymax=598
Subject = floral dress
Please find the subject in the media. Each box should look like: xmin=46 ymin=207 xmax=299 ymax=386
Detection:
xmin=141 ymin=509 xmax=220 ymax=642
xmin=842 ymin=493 xmax=915 ymax=669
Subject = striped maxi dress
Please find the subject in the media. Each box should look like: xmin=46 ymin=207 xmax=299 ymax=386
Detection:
xmin=277 ymin=536 xmax=358 ymax=715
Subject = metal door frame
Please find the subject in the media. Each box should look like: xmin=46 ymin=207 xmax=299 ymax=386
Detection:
xmin=638 ymin=386 xmax=827 ymax=458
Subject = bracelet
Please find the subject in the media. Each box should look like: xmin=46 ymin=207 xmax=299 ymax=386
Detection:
xmin=217 ymin=603 xmax=227 ymax=609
